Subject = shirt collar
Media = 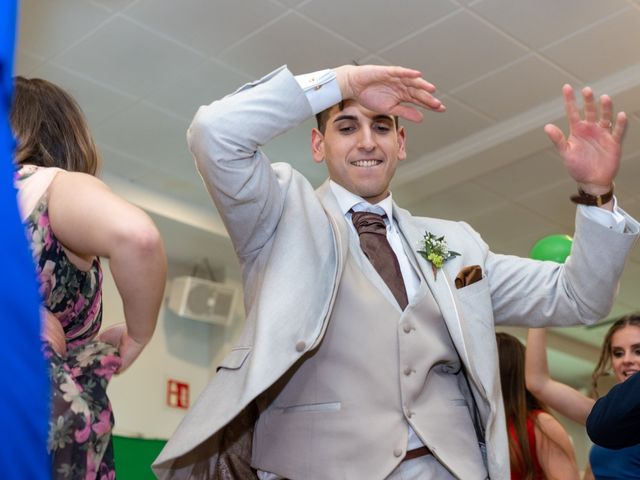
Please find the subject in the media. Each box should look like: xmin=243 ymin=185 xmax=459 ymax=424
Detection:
xmin=329 ymin=180 xmax=394 ymax=221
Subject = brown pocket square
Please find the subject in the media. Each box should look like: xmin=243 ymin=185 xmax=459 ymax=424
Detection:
xmin=455 ymin=265 xmax=483 ymax=289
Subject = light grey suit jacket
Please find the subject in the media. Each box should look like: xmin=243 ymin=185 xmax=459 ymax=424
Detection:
xmin=153 ymin=66 xmax=639 ymax=479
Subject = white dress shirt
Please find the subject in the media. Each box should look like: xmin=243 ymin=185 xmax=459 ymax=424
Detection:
xmin=330 ymin=181 xmax=421 ymax=300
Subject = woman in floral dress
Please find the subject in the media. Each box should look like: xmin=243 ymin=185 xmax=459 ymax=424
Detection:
xmin=11 ymin=77 xmax=167 ymax=479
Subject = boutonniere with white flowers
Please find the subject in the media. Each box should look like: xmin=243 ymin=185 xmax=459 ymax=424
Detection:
xmin=417 ymin=232 xmax=460 ymax=279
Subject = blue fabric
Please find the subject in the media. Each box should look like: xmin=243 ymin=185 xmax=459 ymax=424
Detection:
xmin=590 ymin=443 xmax=640 ymax=480
xmin=587 ymin=371 xmax=640 ymax=449
xmin=0 ymin=1 xmax=50 ymax=478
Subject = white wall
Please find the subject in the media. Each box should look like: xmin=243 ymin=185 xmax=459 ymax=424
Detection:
xmin=102 ymin=260 xmax=244 ymax=440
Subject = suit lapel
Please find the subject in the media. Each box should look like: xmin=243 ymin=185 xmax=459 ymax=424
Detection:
xmin=299 ymin=180 xmax=349 ymax=350
xmin=315 ymin=180 xmax=348 ymax=261
xmin=394 ymin=205 xmax=472 ymax=369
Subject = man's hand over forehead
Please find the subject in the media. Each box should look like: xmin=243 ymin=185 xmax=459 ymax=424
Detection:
xmin=335 ymin=64 xmax=446 ymax=123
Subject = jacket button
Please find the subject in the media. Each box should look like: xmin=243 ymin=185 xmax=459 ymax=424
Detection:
xmin=403 ymin=323 xmax=412 ymax=333
xmin=404 ymin=367 xmax=412 ymax=376
xmin=295 ymin=341 xmax=306 ymax=352
xmin=393 ymin=448 xmax=403 ymax=457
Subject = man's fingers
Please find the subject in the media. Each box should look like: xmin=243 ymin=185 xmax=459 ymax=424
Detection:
xmin=599 ymin=95 xmax=613 ymax=129
xmin=409 ymin=87 xmax=445 ymax=111
xmin=402 ymin=75 xmax=437 ymax=94
xmin=562 ymin=84 xmax=580 ymax=127
xmin=386 ymin=66 xmax=424 ymax=80
xmin=346 ymin=64 xmax=445 ymax=118
xmin=612 ymin=111 xmax=628 ymax=144
xmin=390 ymin=104 xmax=424 ymax=123
xmin=544 ymin=124 xmax=567 ymax=152
xmin=582 ymin=87 xmax=597 ymax=123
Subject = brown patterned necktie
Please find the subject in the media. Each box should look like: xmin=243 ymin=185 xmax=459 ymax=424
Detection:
xmin=351 ymin=210 xmax=408 ymax=310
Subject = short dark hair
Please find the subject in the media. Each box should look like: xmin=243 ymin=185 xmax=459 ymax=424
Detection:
xmin=10 ymin=76 xmax=100 ymax=175
xmin=315 ymin=101 xmax=399 ymax=134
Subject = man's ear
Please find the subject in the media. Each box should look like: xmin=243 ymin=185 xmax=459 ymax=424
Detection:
xmin=397 ymin=126 xmax=407 ymax=161
xmin=311 ymin=128 xmax=325 ymax=164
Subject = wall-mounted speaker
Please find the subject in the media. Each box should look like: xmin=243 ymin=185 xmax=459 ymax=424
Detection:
xmin=167 ymin=276 xmax=236 ymax=326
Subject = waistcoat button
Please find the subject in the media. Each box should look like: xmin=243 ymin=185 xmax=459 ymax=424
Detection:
xmin=295 ymin=341 xmax=306 ymax=352
xmin=403 ymin=323 xmax=412 ymax=333
xmin=404 ymin=367 xmax=412 ymax=376
xmin=393 ymin=448 xmax=403 ymax=457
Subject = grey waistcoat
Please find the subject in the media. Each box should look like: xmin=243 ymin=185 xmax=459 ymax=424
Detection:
xmin=251 ymin=233 xmax=487 ymax=480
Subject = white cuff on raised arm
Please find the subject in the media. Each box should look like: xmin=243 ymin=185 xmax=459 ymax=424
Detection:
xmin=295 ymin=69 xmax=342 ymax=115
xmin=578 ymin=198 xmax=626 ymax=233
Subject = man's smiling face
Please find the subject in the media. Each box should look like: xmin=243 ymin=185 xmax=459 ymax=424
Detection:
xmin=312 ymin=100 xmax=406 ymax=204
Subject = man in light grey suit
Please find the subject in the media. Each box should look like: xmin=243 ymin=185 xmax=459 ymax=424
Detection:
xmin=154 ymin=64 xmax=638 ymax=479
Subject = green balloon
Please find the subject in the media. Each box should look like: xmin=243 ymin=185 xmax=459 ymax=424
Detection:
xmin=529 ymin=234 xmax=573 ymax=263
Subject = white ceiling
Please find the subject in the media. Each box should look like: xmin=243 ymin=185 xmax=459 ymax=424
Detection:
xmin=16 ymin=0 xmax=640 ymax=388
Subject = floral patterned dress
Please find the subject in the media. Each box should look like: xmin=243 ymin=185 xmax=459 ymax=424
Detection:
xmin=16 ymin=165 xmax=121 ymax=480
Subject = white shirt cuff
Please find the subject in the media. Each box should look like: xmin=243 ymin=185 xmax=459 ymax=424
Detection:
xmin=295 ymin=69 xmax=342 ymax=115
xmin=578 ymin=197 xmax=626 ymax=233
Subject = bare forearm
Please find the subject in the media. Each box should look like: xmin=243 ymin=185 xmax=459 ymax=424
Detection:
xmin=109 ymin=225 xmax=166 ymax=345
xmin=526 ymin=329 xmax=594 ymax=423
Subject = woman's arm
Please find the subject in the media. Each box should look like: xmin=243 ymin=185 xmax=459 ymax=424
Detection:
xmin=525 ymin=328 xmax=595 ymax=424
xmin=535 ymin=412 xmax=579 ymax=480
xmin=48 ymin=171 xmax=167 ymax=371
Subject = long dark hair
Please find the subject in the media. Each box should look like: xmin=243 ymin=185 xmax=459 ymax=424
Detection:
xmin=591 ymin=314 xmax=640 ymax=396
xmin=497 ymin=332 xmax=548 ymax=480
xmin=10 ymin=76 xmax=100 ymax=175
